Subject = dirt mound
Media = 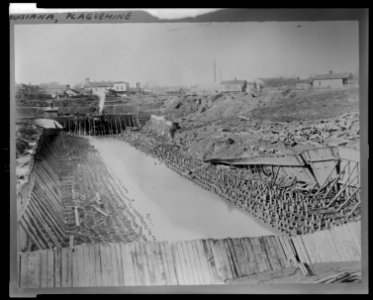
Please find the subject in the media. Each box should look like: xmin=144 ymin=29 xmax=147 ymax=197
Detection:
xmin=249 ymin=88 xmax=359 ymax=122
xmin=164 ymin=88 xmax=360 ymax=160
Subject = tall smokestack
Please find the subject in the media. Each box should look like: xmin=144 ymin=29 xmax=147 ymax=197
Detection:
xmin=213 ymin=60 xmax=217 ymax=83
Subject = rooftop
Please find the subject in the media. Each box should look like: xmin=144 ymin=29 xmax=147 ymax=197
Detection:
xmin=220 ymin=80 xmax=247 ymax=85
xmin=311 ymin=72 xmax=352 ymax=80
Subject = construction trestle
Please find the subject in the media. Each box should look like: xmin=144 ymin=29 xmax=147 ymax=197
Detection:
xmin=55 ymin=114 xmax=150 ymax=136
xmin=120 ymin=136 xmax=360 ymax=236
xmin=19 ymin=221 xmax=360 ymax=288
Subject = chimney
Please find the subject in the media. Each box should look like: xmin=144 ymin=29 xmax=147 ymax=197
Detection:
xmin=329 ymin=70 xmax=333 ymax=75
xmin=136 ymin=82 xmax=141 ymax=94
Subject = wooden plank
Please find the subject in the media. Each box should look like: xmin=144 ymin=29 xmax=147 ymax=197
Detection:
xmin=54 ymin=248 xmax=61 ymax=287
xmin=158 ymin=241 xmax=170 ymax=285
xmin=297 ymin=236 xmax=312 ymax=265
xmin=109 ymin=243 xmax=120 ymax=286
xmin=67 ymin=247 xmax=73 ymax=287
xmin=191 ymin=240 xmax=209 ymax=285
xmin=231 ymin=238 xmax=248 ymax=276
xmin=20 ymin=252 xmax=28 ymax=288
xmin=223 ymin=239 xmax=240 ymax=278
xmin=263 ymin=236 xmax=282 ymax=271
xmin=94 ymin=244 xmax=102 ymax=287
xmin=128 ymin=242 xmax=138 ymax=286
xmin=121 ymin=243 xmax=135 ymax=286
xmin=251 ymin=237 xmax=269 ymax=273
xmin=81 ymin=244 xmax=89 ymax=287
xmin=195 ymin=240 xmax=215 ymax=284
xmin=300 ymin=234 xmax=315 ymax=264
xmin=102 ymin=244 xmax=112 ymax=286
xmin=47 ymin=250 xmax=54 ymax=288
xmin=191 ymin=239 xmax=207 ymax=284
xmin=129 ymin=242 xmax=141 ymax=286
xmin=119 ymin=243 xmax=130 ymax=286
xmin=175 ymin=241 xmax=191 ymax=285
xmin=161 ymin=241 xmax=178 ymax=285
xmin=170 ymin=242 xmax=184 ymax=285
xmin=27 ymin=251 xmax=39 ymax=288
xmin=134 ymin=242 xmax=146 ymax=286
xmin=40 ymin=250 xmax=48 ymax=288
xmin=202 ymin=239 xmax=220 ymax=283
xmin=157 ymin=242 xmax=171 ymax=285
xmin=267 ymin=236 xmax=285 ymax=270
xmin=183 ymin=241 xmax=201 ymax=285
xmin=272 ymin=236 xmax=291 ymax=268
xmin=330 ymin=228 xmax=347 ymax=261
xmin=322 ymin=230 xmax=340 ymax=262
xmin=25 ymin=251 xmax=34 ymax=288
xmin=151 ymin=242 xmax=163 ymax=286
xmin=138 ymin=242 xmax=151 ymax=286
xmin=114 ymin=243 xmax=124 ymax=286
xmin=87 ymin=245 xmax=95 ymax=287
xmin=78 ymin=245 xmax=86 ymax=287
xmin=291 ymin=236 xmax=307 ymax=265
xmin=210 ymin=239 xmax=230 ymax=281
xmin=340 ymin=225 xmax=357 ymax=261
xmin=72 ymin=246 xmax=79 ymax=287
xmin=345 ymin=223 xmax=361 ymax=260
xmin=61 ymin=248 xmax=68 ymax=287
xmin=335 ymin=226 xmax=354 ymax=261
xmin=240 ymin=238 xmax=258 ymax=274
xmin=279 ymin=236 xmax=298 ymax=266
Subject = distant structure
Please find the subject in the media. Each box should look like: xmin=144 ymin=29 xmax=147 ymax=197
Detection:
xmin=213 ymin=60 xmax=217 ymax=83
xmin=310 ymin=71 xmax=354 ymax=89
xmin=43 ymin=102 xmax=59 ymax=118
xmin=253 ymin=77 xmax=303 ymax=91
xmin=16 ymin=83 xmax=43 ymax=100
xmin=39 ymin=83 xmax=80 ymax=99
xmin=83 ymin=78 xmax=129 ymax=95
xmin=295 ymin=79 xmax=313 ymax=90
xmin=220 ymin=78 xmax=248 ymax=92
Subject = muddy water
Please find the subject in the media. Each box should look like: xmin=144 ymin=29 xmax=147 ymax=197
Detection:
xmin=90 ymin=136 xmax=275 ymax=241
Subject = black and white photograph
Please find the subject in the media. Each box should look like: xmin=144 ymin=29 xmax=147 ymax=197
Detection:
xmin=9 ymin=8 xmax=368 ymax=294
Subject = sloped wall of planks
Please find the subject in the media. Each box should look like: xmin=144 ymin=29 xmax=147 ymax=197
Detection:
xmin=19 ymin=221 xmax=360 ymax=288
xmin=17 ymin=133 xmax=68 ymax=251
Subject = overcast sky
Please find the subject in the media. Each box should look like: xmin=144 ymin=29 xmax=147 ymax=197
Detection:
xmin=14 ymin=21 xmax=359 ymax=87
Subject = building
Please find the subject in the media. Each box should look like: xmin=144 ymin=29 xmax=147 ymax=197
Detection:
xmin=65 ymin=87 xmax=80 ymax=97
xmin=311 ymin=71 xmax=354 ymax=89
xmin=39 ymin=84 xmax=69 ymax=98
xmin=220 ymin=79 xmax=248 ymax=92
xmin=83 ymin=78 xmax=129 ymax=95
xmin=254 ymin=77 xmax=302 ymax=91
xmin=112 ymin=81 xmax=129 ymax=93
xmin=16 ymin=83 xmax=45 ymax=100
xmin=295 ymin=79 xmax=313 ymax=90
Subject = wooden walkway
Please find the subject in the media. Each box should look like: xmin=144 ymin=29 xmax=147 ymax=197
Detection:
xmin=19 ymin=221 xmax=360 ymax=288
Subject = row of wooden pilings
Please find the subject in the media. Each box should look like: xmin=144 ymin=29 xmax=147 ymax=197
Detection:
xmin=56 ymin=115 xmax=142 ymax=136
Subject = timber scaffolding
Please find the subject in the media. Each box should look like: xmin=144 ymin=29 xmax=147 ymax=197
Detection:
xmin=19 ymin=221 xmax=361 ymax=288
xmin=147 ymin=143 xmax=361 ymax=236
xmin=55 ymin=113 xmax=151 ymax=135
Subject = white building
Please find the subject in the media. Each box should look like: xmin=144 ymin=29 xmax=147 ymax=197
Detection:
xmin=112 ymin=81 xmax=129 ymax=92
xmin=311 ymin=72 xmax=354 ymax=89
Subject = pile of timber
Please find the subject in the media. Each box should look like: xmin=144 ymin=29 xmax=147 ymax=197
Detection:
xmin=314 ymin=271 xmax=361 ymax=283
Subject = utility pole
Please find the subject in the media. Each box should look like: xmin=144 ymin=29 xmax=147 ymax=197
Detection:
xmin=213 ymin=60 xmax=217 ymax=83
